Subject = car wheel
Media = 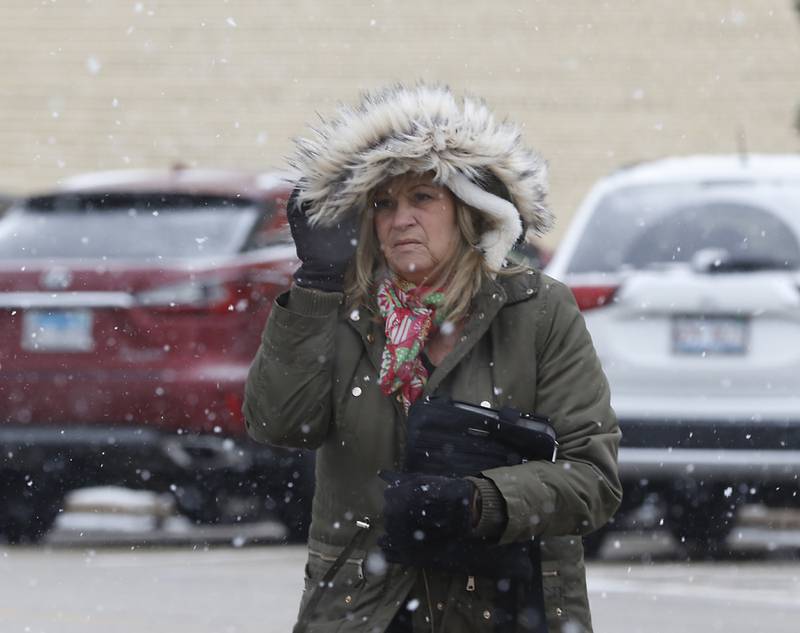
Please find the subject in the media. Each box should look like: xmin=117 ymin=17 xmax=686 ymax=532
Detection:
xmin=0 ymin=471 xmax=62 ymax=544
xmin=582 ymin=529 xmax=607 ymax=559
xmin=665 ymin=493 xmax=737 ymax=560
xmin=279 ymin=489 xmax=313 ymax=543
xmin=170 ymin=483 xmax=223 ymax=524
xmin=582 ymin=518 xmax=617 ymax=559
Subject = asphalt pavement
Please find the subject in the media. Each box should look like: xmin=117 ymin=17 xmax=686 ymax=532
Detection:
xmin=2 ymin=541 xmax=799 ymax=633
xmin=2 ymin=492 xmax=799 ymax=633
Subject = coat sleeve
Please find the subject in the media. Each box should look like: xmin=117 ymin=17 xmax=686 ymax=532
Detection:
xmin=481 ymin=279 xmax=622 ymax=543
xmin=242 ymin=285 xmax=342 ymax=449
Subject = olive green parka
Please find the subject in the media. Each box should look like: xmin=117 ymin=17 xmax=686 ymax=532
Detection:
xmin=243 ymin=268 xmax=622 ymax=633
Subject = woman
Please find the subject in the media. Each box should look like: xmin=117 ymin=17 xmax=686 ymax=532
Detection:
xmin=244 ymin=84 xmax=621 ymax=633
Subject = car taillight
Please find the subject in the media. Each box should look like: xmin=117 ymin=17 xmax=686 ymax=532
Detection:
xmin=570 ymin=285 xmax=618 ymax=311
xmin=223 ymin=391 xmax=245 ymax=425
xmin=136 ymin=279 xmax=249 ymax=314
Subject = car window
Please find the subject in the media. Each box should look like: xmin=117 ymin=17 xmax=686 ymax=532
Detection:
xmin=243 ymin=216 xmax=293 ymax=251
xmin=567 ymin=182 xmax=800 ymax=273
xmin=0 ymin=194 xmax=262 ymax=261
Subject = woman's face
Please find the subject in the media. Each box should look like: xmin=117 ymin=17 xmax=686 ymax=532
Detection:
xmin=372 ymin=173 xmax=458 ymax=285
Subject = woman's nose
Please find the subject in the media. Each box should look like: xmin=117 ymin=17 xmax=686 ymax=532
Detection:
xmin=391 ymin=197 xmax=417 ymax=228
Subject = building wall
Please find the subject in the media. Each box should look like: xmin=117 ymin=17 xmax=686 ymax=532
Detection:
xmin=1 ymin=0 xmax=798 ymax=245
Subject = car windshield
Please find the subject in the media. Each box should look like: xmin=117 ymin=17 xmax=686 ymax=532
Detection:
xmin=566 ymin=181 xmax=800 ymax=273
xmin=0 ymin=193 xmax=261 ymax=261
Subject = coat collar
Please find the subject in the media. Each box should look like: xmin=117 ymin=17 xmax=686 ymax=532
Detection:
xmin=496 ymin=266 xmax=541 ymax=305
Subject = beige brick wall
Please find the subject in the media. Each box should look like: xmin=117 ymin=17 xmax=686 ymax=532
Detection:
xmin=1 ymin=0 xmax=799 ymax=246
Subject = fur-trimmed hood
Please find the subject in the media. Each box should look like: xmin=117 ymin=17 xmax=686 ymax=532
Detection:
xmin=290 ymin=83 xmax=552 ymax=271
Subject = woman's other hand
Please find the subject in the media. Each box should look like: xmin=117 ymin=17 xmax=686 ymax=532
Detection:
xmin=379 ymin=471 xmax=477 ymax=544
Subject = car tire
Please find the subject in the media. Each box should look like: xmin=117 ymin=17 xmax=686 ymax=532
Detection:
xmin=279 ymin=488 xmax=313 ymax=543
xmin=171 ymin=482 xmax=224 ymax=524
xmin=0 ymin=471 xmax=62 ymax=544
xmin=582 ymin=520 xmax=615 ymax=559
xmin=665 ymin=493 xmax=737 ymax=560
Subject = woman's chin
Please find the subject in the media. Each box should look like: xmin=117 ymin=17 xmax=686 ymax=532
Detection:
xmin=392 ymin=261 xmax=434 ymax=285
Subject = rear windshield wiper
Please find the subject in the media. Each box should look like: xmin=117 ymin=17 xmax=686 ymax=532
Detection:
xmin=707 ymin=256 xmax=797 ymax=273
xmin=688 ymin=248 xmax=797 ymax=273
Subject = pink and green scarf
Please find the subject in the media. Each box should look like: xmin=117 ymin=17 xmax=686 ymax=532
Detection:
xmin=377 ymin=277 xmax=446 ymax=412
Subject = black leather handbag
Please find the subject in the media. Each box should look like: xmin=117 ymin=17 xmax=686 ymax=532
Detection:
xmin=405 ymin=395 xmax=558 ymax=476
xmin=381 ymin=396 xmax=558 ymax=578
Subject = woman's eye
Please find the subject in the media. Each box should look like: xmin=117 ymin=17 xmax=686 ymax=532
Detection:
xmin=372 ymin=198 xmax=393 ymax=211
xmin=412 ymin=191 xmax=434 ymax=203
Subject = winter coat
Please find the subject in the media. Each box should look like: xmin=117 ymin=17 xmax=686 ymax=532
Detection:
xmin=243 ymin=267 xmax=622 ymax=633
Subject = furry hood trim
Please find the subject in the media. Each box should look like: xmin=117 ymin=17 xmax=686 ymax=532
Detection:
xmin=290 ymin=83 xmax=552 ymax=271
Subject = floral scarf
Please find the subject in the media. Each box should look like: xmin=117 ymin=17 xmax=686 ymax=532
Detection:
xmin=377 ymin=277 xmax=446 ymax=413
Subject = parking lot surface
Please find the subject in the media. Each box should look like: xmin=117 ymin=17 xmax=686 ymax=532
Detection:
xmin=2 ymin=540 xmax=799 ymax=633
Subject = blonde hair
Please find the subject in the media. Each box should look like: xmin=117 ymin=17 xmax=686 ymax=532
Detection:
xmin=346 ymin=193 xmax=519 ymax=323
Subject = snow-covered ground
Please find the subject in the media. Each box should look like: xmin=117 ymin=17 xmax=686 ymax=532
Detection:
xmin=1 ymin=545 xmax=798 ymax=633
xmin=0 ymin=486 xmax=796 ymax=632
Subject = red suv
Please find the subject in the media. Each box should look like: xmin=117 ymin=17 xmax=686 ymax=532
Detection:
xmin=0 ymin=168 xmax=311 ymax=542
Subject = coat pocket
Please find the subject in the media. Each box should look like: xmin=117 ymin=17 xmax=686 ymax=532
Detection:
xmin=294 ymin=550 xmax=368 ymax=633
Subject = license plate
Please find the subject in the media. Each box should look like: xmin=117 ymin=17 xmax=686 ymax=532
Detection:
xmin=22 ymin=309 xmax=94 ymax=352
xmin=672 ymin=316 xmax=748 ymax=355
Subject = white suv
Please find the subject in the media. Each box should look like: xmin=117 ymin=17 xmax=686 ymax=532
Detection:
xmin=546 ymin=155 xmax=800 ymax=556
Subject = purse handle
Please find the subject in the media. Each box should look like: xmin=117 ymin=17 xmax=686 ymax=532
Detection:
xmin=294 ymin=518 xmax=371 ymax=633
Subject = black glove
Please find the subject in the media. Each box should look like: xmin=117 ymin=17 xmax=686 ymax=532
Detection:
xmin=379 ymin=471 xmax=476 ymax=545
xmin=378 ymin=472 xmax=533 ymax=579
xmin=287 ymin=186 xmax=359 ymax=293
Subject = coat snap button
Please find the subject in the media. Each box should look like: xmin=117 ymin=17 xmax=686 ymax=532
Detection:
xmin=366 ymin=333 xmax=374 ymax=344
xmin=436 ymin=602 xmax=444 ymax=611
xmin=351 ymin=387 xmax=362 ymax=397
xmin=555 ymin=607 xmax=563 ymax=617
xmin=345 ymin=595 xmax=352 ymax=605
xmin=482 ymin=610 xmax=491 ymax=620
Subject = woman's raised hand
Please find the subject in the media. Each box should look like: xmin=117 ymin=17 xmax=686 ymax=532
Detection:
xmin=287 ymin=187 xmax=358 ymax=293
